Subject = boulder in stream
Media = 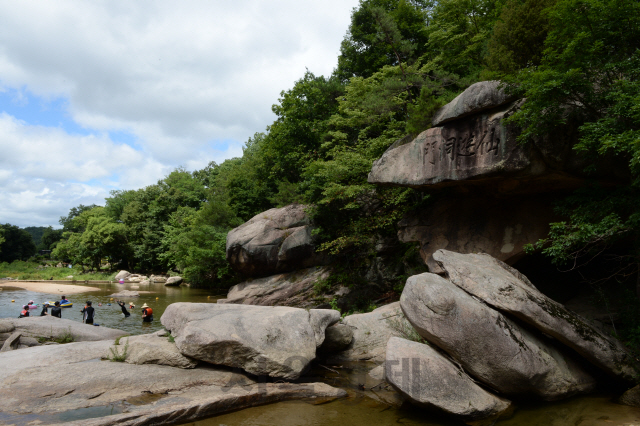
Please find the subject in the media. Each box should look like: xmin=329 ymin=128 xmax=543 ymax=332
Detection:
xmin=432 ymin=249 xmax=639 ymax=383
xmin=401 ymin=273 xmax=595 ymax=400
xmin=161 ymin=303 xmax=338 ymax=379
xmin=386 ymin=337 xmax=512 ymax=422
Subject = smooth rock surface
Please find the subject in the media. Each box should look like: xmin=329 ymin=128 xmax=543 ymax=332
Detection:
xmin=309 ymin=309 xmax=341 ymax=348
xmin=432 ymin=80 xmax=516 ymax=126
xmin=165 ymin=276 xmax=183 ymax=286
xmin=0 ymin=317 xmax=127 ymax=342
xmin=115 ymin=270 xmax=131 ymax=280
xmin=319 ymin=324 xmax=354 ymax=352
xmin=161 ymin=303 xmax=317 ymax=379
xmin=619 ymin=385 xmax=640 ymax=407
xmin=328 ymin=302 xmax=411 ymax=363
xmin=368 ymin=100 xmax=530 ymax=189
xmin=226 ymin=204 xmax=324 ymax=278
xmin=401 ymin=273 xmax=595 ymax=400
xmin=0 ymin=340 xmax=114 ymax=381
xmin=386 ymin=337 xmax=512 ymax=421
xmin=56 ymin=382 xmax=346 ymax=426
xmin=433 ymin=249 xmax=639 ymax=382
xmin=106 ymin=334 xmax=198 ymax=369
xmin=0 ymin=331 xmax=21 ymax=352
xmin=219 ymin=267 xmax=331 ymax=308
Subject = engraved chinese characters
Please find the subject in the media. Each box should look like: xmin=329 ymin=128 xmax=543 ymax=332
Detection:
xmin=423 ymin=116 xmax=502 ymax=173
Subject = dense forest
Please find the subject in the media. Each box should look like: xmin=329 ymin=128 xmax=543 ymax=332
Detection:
xmin=2 ymin=0 xmax=639 ymax=295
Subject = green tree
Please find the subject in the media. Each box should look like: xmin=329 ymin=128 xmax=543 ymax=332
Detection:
xmin=512 ymin=0 xmax=640 ymax=293
xmin=41 ymin=227 xmax=64 ymax=251
xmin=0 ymin=224 xmax=37 ymax=262
xmin=59 ymin=204 xmax=99 ymax=232
xmin=335 ymin=0 xmax=433 ymax=80
xmin=485 ymin=0 xmax=557 ymax=75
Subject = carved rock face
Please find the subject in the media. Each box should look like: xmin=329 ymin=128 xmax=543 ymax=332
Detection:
xmin=368 ymin=101 xmax=532 ymax=188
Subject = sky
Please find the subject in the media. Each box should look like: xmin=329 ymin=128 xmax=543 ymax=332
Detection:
xmin=0 ymin=0 xmax=360 ymax=228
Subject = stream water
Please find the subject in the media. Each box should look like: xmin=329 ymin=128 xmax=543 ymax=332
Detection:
xmin=1 ymin=282 xmax=640 ymax=426
xmin=0 ymin=281 xmax=224 ymax=335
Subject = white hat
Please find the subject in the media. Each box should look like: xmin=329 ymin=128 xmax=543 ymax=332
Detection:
xmin=141 ymin=303 xmax=149 ymax=309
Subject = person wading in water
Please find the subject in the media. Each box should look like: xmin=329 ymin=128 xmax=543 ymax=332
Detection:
xmin=81 ymin=301 xmax=95 ymax=324
xmin=141 ymin=303 xmax=153 ymax=322
xmin=115 ymin=300 xmax=131 ymax=317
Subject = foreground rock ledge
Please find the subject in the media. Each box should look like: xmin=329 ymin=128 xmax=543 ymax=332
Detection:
xmin=386 ymin=337 xmax=512 ymax=422
xmin=0 ymin=316 xmax=128 ymax=342
xmin=433 ymin=249 xmax=640 ymax=383
xmin=56 ymin=382 xmax=345 ymax=426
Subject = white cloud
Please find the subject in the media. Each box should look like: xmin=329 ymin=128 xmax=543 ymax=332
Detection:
xmin=0 ymin=0 xmax=359 ymax=227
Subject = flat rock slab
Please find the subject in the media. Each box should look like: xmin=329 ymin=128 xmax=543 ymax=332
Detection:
xmin=54 ymin=382 xmax=345 ymax=426
xmin=219 ymin=267 xmax=331 ymax=308
xmin=401 ymin=273 xmax=595 ymax=400
xmin=386 ymin=337 xmax=512 ymax=421
xmin=0 ymin=340 xmax=117 ymax=381
xmin=328 ymin=302 xmax=412 ymax=363
xmin=432 ymin=249 xmax=639 ymax=382
xmin=105 ymin=334 xmax=198 ymax=369
xmin=0 ymin=317 xmax=127 ymax=342
xmin=161 ymin=303 xmax=332 ymax=379
xmin=0 ymin=360 xmax=255 ymax=415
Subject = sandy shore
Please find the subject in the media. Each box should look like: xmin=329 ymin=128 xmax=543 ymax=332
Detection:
xmin=0 ymin=281 xmax=101 ymax=295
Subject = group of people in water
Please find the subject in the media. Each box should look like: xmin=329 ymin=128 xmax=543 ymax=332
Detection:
xmin=18 ymin=296 xmax=153 ymax=323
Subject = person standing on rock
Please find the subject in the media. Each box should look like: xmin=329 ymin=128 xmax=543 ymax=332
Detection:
xmin=116 ymin=300 xmax=130 ymax=317
xmin=81 ymin=301 xmax=95 ymax=325
xmin=51 ymin=301 xmax=62 ymax=318
xmin=141 ymin=303 xmax=153 ymax=322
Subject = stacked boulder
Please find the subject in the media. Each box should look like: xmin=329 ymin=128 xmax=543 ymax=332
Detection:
xmin=222 ymin=204 xmax=333 ymax=308
xmin=368 ymin=80 xmax=628 ymax=270
xmin=384 ymin=250 xmax=638 ymax=422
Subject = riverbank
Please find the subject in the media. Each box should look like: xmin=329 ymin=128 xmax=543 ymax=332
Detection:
xmin=0 ymin=281 xmax=101 ymax=294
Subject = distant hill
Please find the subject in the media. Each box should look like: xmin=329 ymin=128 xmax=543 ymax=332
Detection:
xmin=23 ymin=226 xmax=48 ymax=248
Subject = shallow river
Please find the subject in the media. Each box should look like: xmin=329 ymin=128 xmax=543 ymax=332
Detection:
xmin=0 ymin=280 xmax=224 ymax=335
xmin=1 ymin=282 xmax=640 ymax=426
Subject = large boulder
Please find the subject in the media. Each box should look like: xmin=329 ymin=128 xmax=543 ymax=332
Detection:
xmin=309 ymin=309 xmax=341 ymax=348
xmin=226 ymin=204 xmax=325 ymax=278
xmin=165 ymin=276 xmax=183 ymax=286
xmin=114 ymin=270 xmax=131 ymax=280
xmin=386 ymin=337 xmax=512 ymax=421
xmin=401 ymin=273 xmax=595 ymax=400
xmin=319 ymin=324 xmax=353 ymax=353
xmin=431 ymin=80 xmax=517 ymax=126
xmin=161 ymin=303 xmax=338 ymax=379
xmin=0 ymin=317 xmax=127 ymax=342
xmin=368 ymin=82 xmax=626 ymax=267
xmin=327 ymin=302 xmax=412 ymax=363
xmin=432 ymin=249 xmax=639 ymax=383
xmin=106 ymin=334 xmax=198 ymax=369
xmin=218 ymin=267 xmax=332 ymax=308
